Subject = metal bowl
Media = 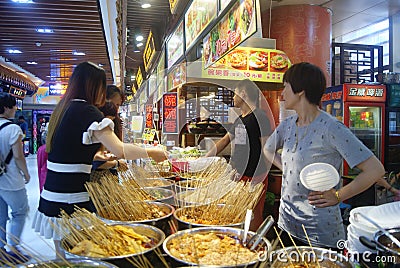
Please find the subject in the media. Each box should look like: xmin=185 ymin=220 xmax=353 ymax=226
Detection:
xmin=61 ymin=223 xmax=165 ymax=266
xmin=98 ymin=201 xmax=175 ymax=236
xmin=173 ymin=205 xmax=245 ymax=230
xmin=163 ymin=226 xmax=271 ymax=267
xmin=22 ymin=258 xmax=118 ymax=267
xmin=143 ymin=187 xmax=175 ymax=205
xmin=270 ymin=246 xmax=355 ymax=268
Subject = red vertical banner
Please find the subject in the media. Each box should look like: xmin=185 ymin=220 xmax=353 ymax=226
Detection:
xmin=145 ymin=104 xmax=153 ymax=128
xmin=162 ymin=92 xmax=178 ymax=134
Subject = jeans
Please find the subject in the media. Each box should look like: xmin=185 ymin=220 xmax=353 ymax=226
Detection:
xmin=0 ymin=188 xmax=29 ymax=248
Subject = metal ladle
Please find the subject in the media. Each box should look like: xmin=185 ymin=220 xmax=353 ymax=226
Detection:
xmin=247 ymin=215 xmax=275 ymax=251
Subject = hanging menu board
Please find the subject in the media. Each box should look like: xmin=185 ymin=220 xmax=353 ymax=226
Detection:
xmin=167 ymin=21 xmax=184 ymax=69
xmin=202 ymin=47 xmax=291 ymax=83
xmin=185 ymin=0 xmax=217 ymax=50
xmin=202 ymin=0 xmax=256 ymax=69
xmin=145 ymin=104 xmax=153 ymax=128
xmin=168 ymin=61 xmax=187 ymax=90
xmin=162 ymin=92 xmax=178 ymax=134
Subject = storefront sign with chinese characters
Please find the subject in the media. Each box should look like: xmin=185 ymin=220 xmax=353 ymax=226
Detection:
xmin=143 ymin=31 xmax=156 ymax=72
xmin=49 ymin=83 xmax=67 ymax=96
xmin=136 ymin=67 xmax=144 ymax=89
xmin=145 ymin=104 xmax=153 ymax=128
xmin=202 ymin=0 xmax=256 ymax=69
xmin=202 ymin=47 xmax=290 ymax=83
xmin=343 ymin=84 xmax=386 ymax=102
xmin=168 ymin=0 xmax=180 ymax=14
xmin=162 ymin=92 xmax=178 ymax=134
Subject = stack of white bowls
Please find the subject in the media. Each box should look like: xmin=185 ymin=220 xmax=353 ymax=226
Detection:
xmin=346 ymin=201 xmax=400 ymax=253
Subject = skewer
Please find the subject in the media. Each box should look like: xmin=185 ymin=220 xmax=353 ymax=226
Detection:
xmin=302 ymin=224 xmax=321 ymax=268
xmin=287 ymin=232 xmax=309 ymax=268
xmin=273 ymin=227 xmax=295 ymax=268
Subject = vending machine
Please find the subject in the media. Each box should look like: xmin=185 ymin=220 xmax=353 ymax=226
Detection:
xmin=322 ymin=84 xmax=386 ymax=175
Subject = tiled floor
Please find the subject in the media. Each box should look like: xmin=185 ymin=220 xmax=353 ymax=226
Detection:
xmin=16 ymin=154 xmax=56 ymax=261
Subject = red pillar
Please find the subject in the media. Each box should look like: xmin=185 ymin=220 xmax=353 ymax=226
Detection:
xmin=262 ymin=5 xmax=332 ymax=86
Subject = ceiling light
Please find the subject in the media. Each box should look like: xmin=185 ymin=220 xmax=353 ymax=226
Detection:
xmin=137 ymin=42 xmax=143 ymax=47
xmin=8 ymin=49 xmax=22 ymax=54
xmin=12 ymin=0 xmax=34 ymax=3
xmin=136 ymin=35 xmax=144 ymax=42
xmin=36 ymin=28 xmax=53 ymax=33
xmin=27 ymin=61 xmax=37 ymax=65
xmin=134 ymin=47 xmax=141 ymax=53
xmin=98 ymin=63 xmax=104 ymax=67
xmin=73 ymin=51 xmax=85 ymax=56
xmin=141 ymin=3 xmax=151 ymax=8
xmin=131 ymin=75 xmax=136 ymax=80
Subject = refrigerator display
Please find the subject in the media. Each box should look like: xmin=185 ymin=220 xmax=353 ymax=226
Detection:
xmin=385 ymin=84 xmax=400 ymax=172
xmin=322 ymin=84 xmax=386 ymax=176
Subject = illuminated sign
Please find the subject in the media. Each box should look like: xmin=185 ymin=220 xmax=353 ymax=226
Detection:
xmin=49 ymin=83 xmax=67 ymax=96
xmin=203 ymin=0 xmax=257 ymax=69
xmin=343 ymin=84 xmax=386 ymax=102
xmin=143 ymin=31 xmax=156 ymax=72
xmin=145 ymin=104 xmax=153 ymax=128
xmin=202 ymin=47 xmax=291 ymax=83
xmin=136 ymin=67 xmax=143 ymax=89
xmin=168 ymin=0 xmax=179 ymax=14
xmin=162 ymin=92 xmax=178 ymax=134
xmin=168 ymin=61 xmax=186 ymax=90
xmin=167 ymin=20 xmax=184 ymax=68
xmin=9 ymin=86 xmax=27 ymax=99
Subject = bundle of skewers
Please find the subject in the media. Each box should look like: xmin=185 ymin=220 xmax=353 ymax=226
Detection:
xmin=85 ymin=176 xmax=167 ymax=222
xmin=175 ymin=181 xmax=263 ymax=225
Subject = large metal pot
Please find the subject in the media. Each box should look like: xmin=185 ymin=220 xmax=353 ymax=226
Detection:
xmin=270 ymin=246 xmax=355 ymax=267
xmin=61 ymin=223 xmax=165 ymax=268
xmin=163 ymin=226 xmax=271 ymax=267
xmin=98 ymin=201 xmax=175 ymax=236
xmin=173 ymin=204 xmax=245 ymax=230
xmin=21 ymin=258 xmax=118 ymax=267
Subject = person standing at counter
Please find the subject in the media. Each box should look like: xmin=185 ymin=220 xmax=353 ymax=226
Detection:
xmin=32 ymin=61 xmax=167 ymax=256
xmin=206 ymin=79 xmax=272 ymax=230
xmin=263 ymin=62 xmax=385 ymax=248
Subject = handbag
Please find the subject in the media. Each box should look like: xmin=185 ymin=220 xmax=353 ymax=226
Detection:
xmin=0 ymin=121 xmax=15 ymax=176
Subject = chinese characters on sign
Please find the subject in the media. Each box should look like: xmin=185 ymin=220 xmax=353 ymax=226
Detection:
xmin=145 ymin=104 xmax=153 ymax=128
xmin=344 ymin=84 xmax=386 ymax=102
xmin=162 ymin=93 xmax=178 ymax=134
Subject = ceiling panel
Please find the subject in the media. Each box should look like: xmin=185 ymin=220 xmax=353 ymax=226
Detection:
xmin=0 ymin=0 xmax=113 ymax=85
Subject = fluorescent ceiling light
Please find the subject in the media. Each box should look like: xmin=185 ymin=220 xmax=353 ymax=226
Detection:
xmin=73 ymin=51 xmax=85 ymax=56
xmin=36 ymin=28 xmax=53 ymax=33
xmin=131 ymin=75 xmax=136 ymax=80
xmin=98 ymin=63 xmax=104 ymax=67
xmin=27 ymin=61 xmax=37 ymax=65
xmin=134 ymin=48 xmax=140 ymax=53
xmin=136 ymin=42 xmax=143 ymax=47
xmin=8 ymin=49 xmax=22 ymax=54
xmin=141 ymin=3 xmax=151 ymax=8
xmin=12 ymin=0 xmax=34 ymax=3
xmin=136 ymin=35 xmax=144 ymax=42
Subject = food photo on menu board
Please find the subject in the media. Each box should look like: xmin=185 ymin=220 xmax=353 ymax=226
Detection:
xmin=202 ymin=0 xmax=256 ymax=69
xmin=202 ymin=47 xmax=291 ymax=82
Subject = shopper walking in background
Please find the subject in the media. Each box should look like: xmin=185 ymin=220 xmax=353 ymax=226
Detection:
xmin=31 ymin=62 xmax=167 ymax=257
xmin=0 ymin=92 xmax=30 ymax=264
xmin=264 ymin=62 xmax=385 ymax=248
xmin=17 ymin=116 xmax=27 ymax=137
xmin=206 ymin=79 xmax=272 ymax=231
xmin=106 ymin=85 xmax=124 ymax=140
